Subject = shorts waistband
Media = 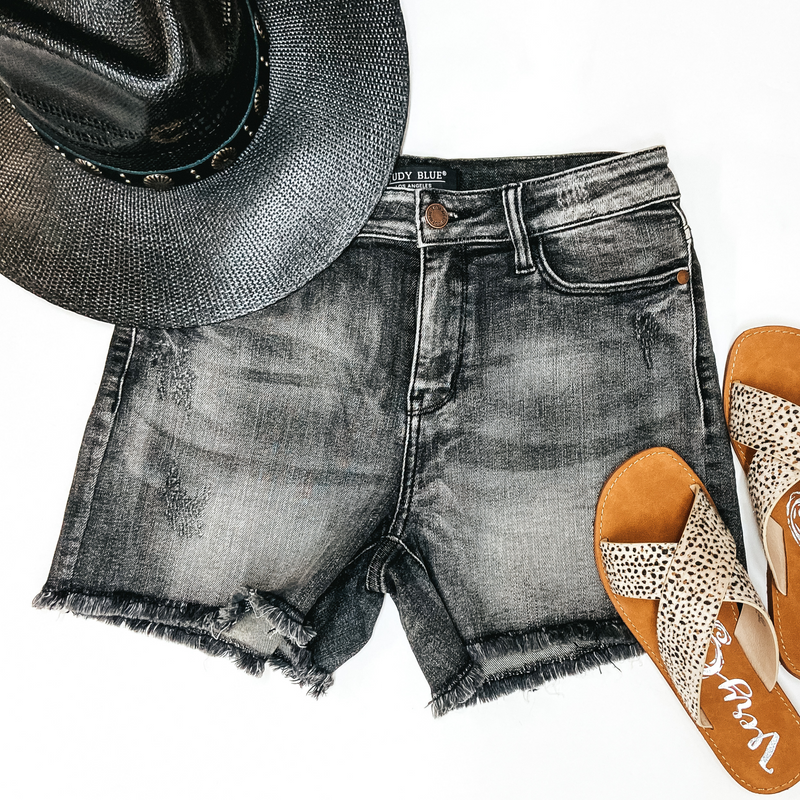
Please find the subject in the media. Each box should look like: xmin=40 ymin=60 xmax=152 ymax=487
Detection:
xmin=359 ymin=146 xmax=680 ymax=246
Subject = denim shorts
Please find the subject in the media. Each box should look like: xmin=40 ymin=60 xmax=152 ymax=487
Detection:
xmin=35 ymin=146 xmax=742 ymax=715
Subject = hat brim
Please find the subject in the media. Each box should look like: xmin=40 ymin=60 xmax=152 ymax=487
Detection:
xmin=0 ymin=0 xmax=409 ymax=326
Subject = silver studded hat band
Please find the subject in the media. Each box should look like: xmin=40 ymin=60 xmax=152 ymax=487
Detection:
xmin=4 ymin=1 xmax=269 ymax=190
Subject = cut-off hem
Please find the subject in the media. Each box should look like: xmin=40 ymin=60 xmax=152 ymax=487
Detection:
xmin=429 ymin=620 xmax=642 ymax=717
xmin=32 ymin=587 xmax=332 ymax=696
xmin=468 ymin=643 xmax=641 ymax=710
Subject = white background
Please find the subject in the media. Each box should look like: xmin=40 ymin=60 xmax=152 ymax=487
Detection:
xmin=2 ymin=1 xmax=800 ymax=798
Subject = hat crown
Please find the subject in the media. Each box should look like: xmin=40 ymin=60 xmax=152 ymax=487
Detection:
xmin=0 ymin=0 xmax=259 ymax=173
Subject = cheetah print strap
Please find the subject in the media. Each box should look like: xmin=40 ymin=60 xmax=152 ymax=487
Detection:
xmin=746 ymin=451 xmax=800 ymax=540
xmin=601 ymin=540 xmax=757 ymax=606
xmin=745 ymin=450 xmax=800 ymax=593
xmin=599 ymin=486 xmax=776 ymax=725
xmin=729 ymin=381 xmax=800 ymax=590
xmin=729 ymin=381 xmax=800 ymax=468
xmin=599 ymin=541 xmax=675 ymax=600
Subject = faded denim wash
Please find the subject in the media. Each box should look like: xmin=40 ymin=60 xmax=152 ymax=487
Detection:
xmin=35 ymin=146 xmax=742 ymax=715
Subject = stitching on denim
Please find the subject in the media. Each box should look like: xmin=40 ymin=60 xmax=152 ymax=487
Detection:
xmin=465 ymin=616 xmax=626 ymax=646
xmin=520 ymin=145 xmax=668 ymax=188
xmin=366 ymin=415 xmax=412 ymax=591
xmin=514 ymin=183 xmax=535 ymax=272
xmin=415 ymin=392 xmax=454 ymax=415
xmin=384 ymin=535 xmax=430 ymax=577
xmin=502 ymin=183 xmax=530 ymax=274
xmin=453 ymin=246 xmax=469 ymax=405
xmin=535 ymin=238 xmax=681 ymax=295
xmin=383 ymin=185 xmax=416 ymax=194
xmin=64 ymin=327 xmax=136 ymax=582
xmin=430 ymin=659 xmax=477 ymax=701
xmin=395 ymin=149 xmax=658 ymax=187
xmin=367 ymin=414 xmax=423 ymax=593
xmin=413 ymin=148 xmax=667 ymax=200
xmin=380 ymin=416 xmax=423 ymax=590
xmin=478 ymin=643 xmax=627 ymax=684
xmin=421 ymin=236 xmax=510 ymax=248
xmin=408 ymin=245 xmax=426 ymax=413
xmin=343 ymin=541 xmax=379 ymax=571
xmin=112 ymin=327 xmax=136 ymax=413
xmin=398 ymin=196 xmax=682 ymax=251
xmin=374 ymin=246 xmax=467 ymax=584
xmin=388 ymin=417 xmax=415 ymax=535
xmin=414 ymin=189 xmax=424 ymax=249
xmin=369 ymin=241 xmax=427 ymax=591
xmin=356 ymin=232 xmax=416 ymax=243
xmin=531 ymin=194 xmax=682 ymax=238
xmin=422 ymin=184 xmax=506 ymax=198
xmin=672 ymin=201 xmax=705 ymax=428
xmin=413 ymin=247 xmax=468 ymax=416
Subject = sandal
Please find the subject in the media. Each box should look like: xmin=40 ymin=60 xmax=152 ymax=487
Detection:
xmin=724 ymin=326 xmax=800 ymax=678
xmin=595 ymin=447 xmax=800 ymax=793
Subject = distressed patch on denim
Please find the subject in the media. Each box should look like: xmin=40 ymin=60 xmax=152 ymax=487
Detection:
xmin=163 ymin=458 xmax=209 ymax=537
xmin=631 ymin=309 xmax=661 ymax=369
xmin=151 ymin=331 xmax=196 ymax=409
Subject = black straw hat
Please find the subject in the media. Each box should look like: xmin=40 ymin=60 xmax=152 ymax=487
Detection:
xmin=0 ymin=0 xmax=409 ymax=326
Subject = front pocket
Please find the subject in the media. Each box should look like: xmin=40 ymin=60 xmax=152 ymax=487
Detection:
xmin=533 ymin=200 xmax=690 ymax=295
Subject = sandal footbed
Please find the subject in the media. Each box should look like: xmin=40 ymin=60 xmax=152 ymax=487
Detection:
xmin=595 ymin=447 xmax=800 ymax=794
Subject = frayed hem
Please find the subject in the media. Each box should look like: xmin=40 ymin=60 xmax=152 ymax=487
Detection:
xmin=33 ymin=591 xmax=268 ymax=676
xmin=465 ymin=642 xmax=642 ymax=708
xmin=428 ymin=661 xmax=485 ymax=718
xmin=215 ymin=588 xmax=316 ymax=646
xmin=109 ymin=616 xmax=267 ymax=676
xmin=466 ymin=618 xmax=635 ymax=662
xmin=32 ymin=587 xmax=329 ymax=688
xmin=424 ymin=620 xmax=643 ymax=715
xmin=33 ymin=588 xmax=218 ymax=630
xmin=267 ymin=647 xmax=334 ymax=698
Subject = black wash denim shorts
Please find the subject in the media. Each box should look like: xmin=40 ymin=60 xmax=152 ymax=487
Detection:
xmin=36 ymin=146 xmax=742 ymax=715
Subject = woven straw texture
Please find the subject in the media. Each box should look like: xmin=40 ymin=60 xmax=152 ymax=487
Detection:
xmin=0 ymin=0 xmax=409 ymax=326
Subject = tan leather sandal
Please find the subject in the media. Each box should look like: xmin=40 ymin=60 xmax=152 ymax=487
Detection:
xmin=724 ymin=326 xmax=800 ymax=679
xmin=595 ymin=447 xmax=800 ymax=793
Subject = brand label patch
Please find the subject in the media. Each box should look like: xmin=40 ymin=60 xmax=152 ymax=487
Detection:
xmin=389 ymin=163 xmax=460 ymax=190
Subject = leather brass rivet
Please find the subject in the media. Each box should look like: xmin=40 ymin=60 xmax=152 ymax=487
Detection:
xmin=254 ymin=85 xmax=266 ymax=116
xmin=211 ymin=147 xmax=238 ymax=171
xmin=75 ymin=158 xmax=102 ymax=175
xmin=425 ymin=203 xmax=448 ymax=229
xmin=143 ymin=173 xmax=173 ymax=189
xmin=676 ymin=269 xmax=690 ymax=285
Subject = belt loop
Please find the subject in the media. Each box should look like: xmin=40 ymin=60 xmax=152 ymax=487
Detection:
xmin=502 ymin=183 xmax=535 ymax=274
xmin=414 ymin=188 xmax=424 ymax=249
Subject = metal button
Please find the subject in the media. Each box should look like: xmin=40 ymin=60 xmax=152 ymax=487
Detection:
xmin=676 ymin=269 xmax=690 ymax=285
xmin=425 ymin=203 xmax=449 ymax=229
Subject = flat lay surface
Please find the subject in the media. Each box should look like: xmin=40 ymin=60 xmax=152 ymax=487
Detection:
xmin=3 ymin=1 xmax=800 ymax=798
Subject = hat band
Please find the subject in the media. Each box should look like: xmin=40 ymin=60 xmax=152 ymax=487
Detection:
xmin=5 ymin=1 xmax=268 ymax=190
